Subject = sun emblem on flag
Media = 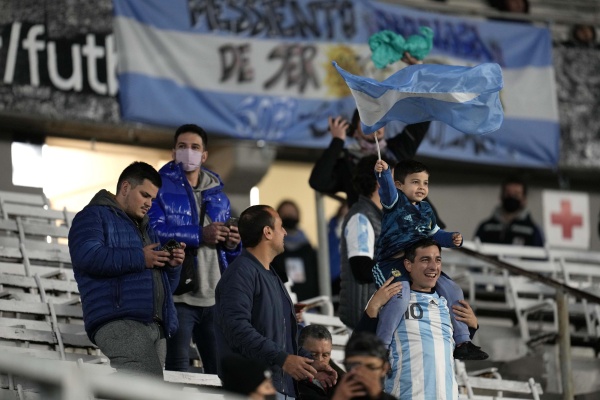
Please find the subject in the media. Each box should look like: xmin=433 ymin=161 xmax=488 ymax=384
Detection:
xmin=324 ymin=45 xmax=361 ymax=97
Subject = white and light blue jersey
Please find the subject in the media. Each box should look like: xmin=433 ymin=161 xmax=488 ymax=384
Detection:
xmin=345 ymin=213 xmax=376 ymax=259
xmin=385 ymin=290 xmax=458 ymax=400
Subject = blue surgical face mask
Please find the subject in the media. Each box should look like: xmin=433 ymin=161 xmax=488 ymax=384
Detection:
xmin=175 ymin=148 xmax=203 ymax=172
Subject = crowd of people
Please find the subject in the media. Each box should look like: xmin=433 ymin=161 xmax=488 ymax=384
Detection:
xmin=67 ymin=114 xmax=547 ymax=399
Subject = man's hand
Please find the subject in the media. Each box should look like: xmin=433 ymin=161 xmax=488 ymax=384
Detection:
xmin=401 ymin=51 xmax=423 ymax=66
xmin=365 ymin=276 xmax=402 ymax=318
xmin=452 ymin=232 xmax=463 ymax=247
xmin=225 ymin=225 xmax=241 ymax=249
xmin=328 ymin=116 xmax=349 ymax=141
xmin=331 ymin=371 xmax=367 ymax=400
xmin=143 ymin=243 xmax=169 ymax=269
xmin=313 ymin=362 xmax=338 ymax=388
xmin=203 ymin=222 xmax=229 ymax=245
xmin=348 ymin=365 xmax=384 ymax=399
xmin=374 ymin=160 xmax=389 ymax=174
xmin=167 ymin=242 xmax=186 ymax=267
xmin=282 ymin=355 xmax=317 ymax=381
xmin=453 ymin=299 xmax=478 ymax=329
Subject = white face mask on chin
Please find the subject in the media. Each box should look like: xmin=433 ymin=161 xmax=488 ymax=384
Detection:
xmin=175 ymin=148 xmax=203 ymax=172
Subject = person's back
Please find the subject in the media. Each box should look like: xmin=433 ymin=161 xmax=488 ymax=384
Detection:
xmin=338 ymin=197 xmax=379 ymax=328
xmin=338 ymin=156 xmax=382 ymax=329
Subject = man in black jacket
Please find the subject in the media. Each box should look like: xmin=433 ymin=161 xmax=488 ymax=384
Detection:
xmin=215 ymin=205 xmax=337 ymax=398
xmin=474 ymin=176 xmax=544 ymax=247
xmin=308 ymin=109 xmax=430 ymax=207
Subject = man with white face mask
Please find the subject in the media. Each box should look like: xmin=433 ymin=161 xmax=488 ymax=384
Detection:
xmin=148 ymin=124 xmax=241 ymax=374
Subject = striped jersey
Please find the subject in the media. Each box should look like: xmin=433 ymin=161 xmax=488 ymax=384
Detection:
xmin=385 ymin=290 xmax=458 ymax=400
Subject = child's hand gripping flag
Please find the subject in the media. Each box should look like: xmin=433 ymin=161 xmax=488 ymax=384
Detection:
xmin=332 ymin=62 xmax=504 ymax=136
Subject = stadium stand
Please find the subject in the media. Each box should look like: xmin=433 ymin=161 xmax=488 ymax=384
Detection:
xmin=1 ymin=190 xmax=599 ymax=398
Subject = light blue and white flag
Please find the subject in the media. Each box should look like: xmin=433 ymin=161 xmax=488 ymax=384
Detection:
xmin=333 ymin=61 xmax=504 ymax=135
xmin=112 ymin=0 xmax=558 ymax=167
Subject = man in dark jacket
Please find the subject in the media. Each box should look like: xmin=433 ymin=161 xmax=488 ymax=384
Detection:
xmin=474 ymin=176 xmax=545 ymax=247
xmin=148 ymin=124 xmax=241 ymax=374
xmin=215 ymin=205 xmax=337 ymax=398
xmin=298 ymin=325 xmax=345 ymax=400
xmin=338 ymin=155 xmax=381 ymax=329
xmin=69 ymin=162 xmax=185 ymax=378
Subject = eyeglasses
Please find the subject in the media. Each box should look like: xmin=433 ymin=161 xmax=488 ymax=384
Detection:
xmin=343 ymin=361 xmax=385 ymax=371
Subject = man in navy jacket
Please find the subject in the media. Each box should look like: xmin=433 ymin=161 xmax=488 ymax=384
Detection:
xmin=215 ymin=205 xmax=336 ymax=398
xmin=69 ymin=162 xmax=185 ymax=377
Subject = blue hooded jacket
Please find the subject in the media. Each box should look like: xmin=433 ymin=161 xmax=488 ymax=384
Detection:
xmin=68 ymin=190 xmax=181 ymax=342
xmin=148 ymin=161 xmax=240 ymax=272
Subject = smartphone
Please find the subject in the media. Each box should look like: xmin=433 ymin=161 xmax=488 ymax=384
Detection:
xmin=225 ymin=217 xmax=239 ymax=228
xmin=161 ymin=238 xmax=181 ymax=254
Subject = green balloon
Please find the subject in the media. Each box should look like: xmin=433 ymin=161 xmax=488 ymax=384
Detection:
xmin=369 ymin=27 xmax=434 ymax=69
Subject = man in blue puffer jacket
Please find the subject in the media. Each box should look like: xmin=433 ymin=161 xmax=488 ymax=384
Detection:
xmin=69 ymin=162 xmax=185 ymax=378
xmin=148 ymin=124 xmax=241 ymax=374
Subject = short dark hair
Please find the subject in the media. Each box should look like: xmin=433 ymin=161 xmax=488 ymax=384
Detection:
xmin=299 ymin=325 xmax=332 ymax=348
xmin=404 ymin=238 xmax=441 ymax=263
xmin=501 ymin=176 xmax=528 ymax=197
xmin=345 ymin=332 xmax=388 ymax=361
xmin=352 ymin=155 xmax=379 ymax=197
xmin=174 ymin=124 xmax=208 ymax=149
xmin=239 ymin=205 xmax=275 ymax=248
xmin=221 ymin=354 xmax=270 ymax=396
xmin=116 ymin=162 xmax=161 ymax=194
xmin=276 ymin=200 xmax=300 ymax=217
xmin=489 ymin=0 xmax=529 ymax=13
xmin=393 ymin=159 xmax=429 ymax=183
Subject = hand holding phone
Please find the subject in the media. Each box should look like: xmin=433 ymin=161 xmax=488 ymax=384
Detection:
xmin=225 ymin=217 xmax=239 ymax=228
xmin=161 ymin=239 xmax=182 ymax=255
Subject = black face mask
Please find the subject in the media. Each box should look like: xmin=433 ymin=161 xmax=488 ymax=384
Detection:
xmin=264 ymin=395 xmax=277 ymax=400
xmin=501 ymin=196 xmax=522 ymax=213
xmin=281 ymin=217 xmax=299 ymax=230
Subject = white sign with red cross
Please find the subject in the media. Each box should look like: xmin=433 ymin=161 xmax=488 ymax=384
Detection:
xmin=542 ymin=190 xmax=589 ymax=249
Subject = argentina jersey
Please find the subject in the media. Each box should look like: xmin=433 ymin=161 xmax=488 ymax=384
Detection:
xmin=345 ymin=213 xmax=375 ymax=259
xmin=385 ymin=291 xmax=458 ymax=400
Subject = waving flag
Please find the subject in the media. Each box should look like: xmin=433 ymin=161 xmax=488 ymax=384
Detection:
xmin=333 ymin=61 xmax=504 ymax=135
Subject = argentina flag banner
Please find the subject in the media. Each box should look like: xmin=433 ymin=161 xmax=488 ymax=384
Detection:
xmin=333 ymin=61 xmax=504 ymax=135
xmin=113 ymin=0 xmax=558 ymax=167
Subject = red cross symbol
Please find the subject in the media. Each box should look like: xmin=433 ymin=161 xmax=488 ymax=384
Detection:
xmin=550 ymin=200 xmax=583 ymax=239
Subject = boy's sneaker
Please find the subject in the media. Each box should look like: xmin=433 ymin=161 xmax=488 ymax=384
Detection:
xmin=453 ymin=342 xmax=489 ymax=360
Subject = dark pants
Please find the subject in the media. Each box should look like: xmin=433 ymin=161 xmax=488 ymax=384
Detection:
xmin=165 ymin=303 xmax=217 ymax=373
xmin=94 ymin=319 xmax=166 ymax=377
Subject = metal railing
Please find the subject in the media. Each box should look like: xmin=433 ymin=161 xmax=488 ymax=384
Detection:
xmin=0 ymin=352 xmax=237 ymax=400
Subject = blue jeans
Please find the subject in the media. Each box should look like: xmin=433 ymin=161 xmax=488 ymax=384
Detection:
xmin=165 ymin=303 xmax=217 ymax=373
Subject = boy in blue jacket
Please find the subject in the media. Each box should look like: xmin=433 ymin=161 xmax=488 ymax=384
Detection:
xmin=372 ymin=159 xmax=488 ymax=360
